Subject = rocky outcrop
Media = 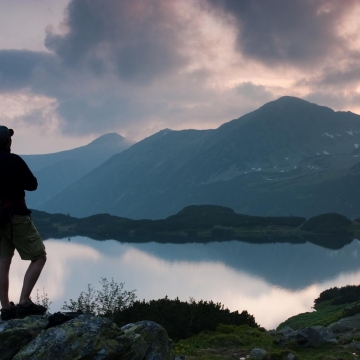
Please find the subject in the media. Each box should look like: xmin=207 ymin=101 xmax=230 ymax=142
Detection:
xmin=250 ymin=348 xmax=267 ymax=359
xmin=0 ymin=316 xmax=48 ymax=360
xmin=121 ymin=321 xmax=174 ymax=360
xmin=275 ymin=325 xmax=337 ymax=348
xmin=328 ymin=314 xmax=360 ymax=334
xmin=0 ymin=315 xmax=174 ymax=360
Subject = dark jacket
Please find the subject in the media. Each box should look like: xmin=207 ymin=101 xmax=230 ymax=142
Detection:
xmin=0 ymin=149 xmax=37 ymax=215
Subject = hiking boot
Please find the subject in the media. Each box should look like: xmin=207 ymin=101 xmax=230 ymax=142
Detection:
xmin=1 ymin=302 xmax=16 ymax=321
xmin=16 ymin=299 xmax=47 ymax=318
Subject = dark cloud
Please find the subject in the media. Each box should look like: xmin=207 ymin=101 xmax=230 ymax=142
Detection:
xmin=205 ymin=0 xmax=357 ymax=67
xmin=0 ymin=50 xmax=56 ymax=92
xmin=45 ymin=0 xmax=188 ymax=82
xmin=317 ymin=61 xmax=360 ymax=89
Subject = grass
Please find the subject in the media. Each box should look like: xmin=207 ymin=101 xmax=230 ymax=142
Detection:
xmin=173 ymin=324 xmax=357 ymax=360
xmin=277 ymin=300 xmax=353 ymax=330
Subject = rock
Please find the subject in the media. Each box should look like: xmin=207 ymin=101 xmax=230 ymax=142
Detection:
xmin=285 ymin=353 xmax=296 ymax=360
xmin=250 ymin=348 xmax=267 ymax=359
xmin=13 ymin=315 xmax=135 ymax=360
xmin=344 ymin=341 xmax=360 ymax=351
xmin=338 ymin=330 xmax=360 ymax=344
xmin=121 ymin=320 xmax=174 ymax=360
xmin=276 ymin=326 xmax=337 ymax=347
xmin=13 ymin=315 xmax=174 ymax=360
xmin=0 ymin=315 xmax=48 ymax=360
xmin=328 ymin=314 xmax=360 ymax=333
xmin=276 ymin=326 xmax=294 ymax=335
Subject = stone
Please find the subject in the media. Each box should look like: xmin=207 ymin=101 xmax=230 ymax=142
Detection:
xmin=121 ymin=320 xmax=175 ymax=360
xmin=0 ymin=312 xmax=175 ymax=360
xmin=328 ymin=314 xmax=360 ymax=334
xmin=250 ymin=348 xmax=267 ymax=359
xmin=14 ymin=315 xmax=136 ymax=360
xmin=276 ymin=326 xmax=294 ymax=335
xmin=285 ymin=353 xmax=296 ymax=360
xmin=276 ymin=326 xmax=337 ymax=348
xmin=338 ymin=330 xmax=360 ymax=345
xmin=344 ymin=341 xmax=360 ymax=351
xmin=0 ymin=315 xmax=48 ymax=360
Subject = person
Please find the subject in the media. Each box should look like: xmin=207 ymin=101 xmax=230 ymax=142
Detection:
xmin=0 ymin=126 xmax=47 ymax=320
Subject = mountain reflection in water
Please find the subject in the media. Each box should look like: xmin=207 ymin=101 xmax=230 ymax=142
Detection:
xmin=8 ymin=237 xmax=360 ymax=329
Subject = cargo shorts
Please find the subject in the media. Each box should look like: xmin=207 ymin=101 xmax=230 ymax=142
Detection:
xmin=0 ymin=215 xmax=46 ymax=260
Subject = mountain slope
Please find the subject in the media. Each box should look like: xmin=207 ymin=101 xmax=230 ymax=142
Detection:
xmin=23 ymin=133 xmax=134 ymax=208
xmin=41 ymin=97 xmax=360 ymax=219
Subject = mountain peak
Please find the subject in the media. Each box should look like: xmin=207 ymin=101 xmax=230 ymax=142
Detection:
xmin=88 ymin=133 xmax=125 ymax=146
xmin=263 ymin=96 xmax=334 ymax=112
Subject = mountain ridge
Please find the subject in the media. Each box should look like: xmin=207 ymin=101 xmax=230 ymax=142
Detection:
xmin=23 ymin=132 xmax=135 ymax=208
xmin=40 ymin=97 xmax=360 ymax=219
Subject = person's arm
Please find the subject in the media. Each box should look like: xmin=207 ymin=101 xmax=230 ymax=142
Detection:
xmin=13 ymin=155 xmax=38 ymax=191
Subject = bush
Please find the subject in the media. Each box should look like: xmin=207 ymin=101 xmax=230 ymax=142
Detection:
xmin=62 ymin=278 xmax=136 ymax=319
xmin=113 ymin=296 xmax=258 ymax=340
xmin=301 ymin=213 xmax=351 ymax=235
xmin=314 ymin=285 xmax=360 ymax=308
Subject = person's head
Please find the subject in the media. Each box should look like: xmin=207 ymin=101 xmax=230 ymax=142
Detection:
xmin=0 ymin=126 xmax=14 ymax=151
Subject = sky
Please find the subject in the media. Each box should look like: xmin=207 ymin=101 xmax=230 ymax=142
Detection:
xmin=1 ymin=0 xmax=360 ymax=154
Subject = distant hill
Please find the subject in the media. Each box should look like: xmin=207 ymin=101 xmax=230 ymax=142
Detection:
xmin=41 ymin=97 xmax=360 ymax=219
xmin=22 ymin=133 xmax=134 ymax=208
xmin=31 ymin=205 xmax=355 ymax=250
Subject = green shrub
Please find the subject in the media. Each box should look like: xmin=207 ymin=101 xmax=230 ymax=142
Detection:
xmin=302 ymin=213 xmax=351 ymax=235
xmin=314 ymin=285 xmax=360 ymax=308
xmin=62 ymin=278 xmax=136 ymax=319
xmin=113 ymin=296 xmax=258 ymax=340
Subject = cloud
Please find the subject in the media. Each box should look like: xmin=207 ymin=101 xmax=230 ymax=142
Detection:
xmin=205 ymin=0 xmax=357 ymax=67
xmin=315 ymin=58 xmax=360 ymax=89
xmin=45 ymin=0 xmax=188 ymax=83
xmin=0 ymin=50 xmax=56 ymax=92
xmin=235 ymin=82 xmax=275 ymax=103
xmin=0 ymin=0 xmax=359 ymax=147
xmin=304 ymin=91 xmax=360 ymax=112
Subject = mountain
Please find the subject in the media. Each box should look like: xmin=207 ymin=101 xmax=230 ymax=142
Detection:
xmin=22 ymin=133 xmax=134 ymax=208
xmin=41 ymin=96 xmax=360 ymax=219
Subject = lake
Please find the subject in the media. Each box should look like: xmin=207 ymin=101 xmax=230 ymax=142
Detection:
xmin=8 ymin=236 xmax=360 ymax=329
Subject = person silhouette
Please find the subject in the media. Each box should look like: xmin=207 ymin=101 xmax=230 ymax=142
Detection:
xmin=0 ymin=126 xmax=47 ymax=320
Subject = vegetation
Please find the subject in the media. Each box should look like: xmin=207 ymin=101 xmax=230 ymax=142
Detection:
xmin=314 ymin=285 xmax=360 ymax=307
xmin=173 ymin=324 xmax=354 ymax=360
xmin=62 ymin=278 xmax=136 ymax=320
xmin=31 ymin=205 xmax=354 ymax=249
xmin=278 ymin=285 xmax=360 ymax=330
xmin=301 ymin=213 xmax=352 ymax=235
xmin=49 ymin=281 xmax=360 ymax=359
xmin=114 ymin=297 xmax=258 ymax=341
xmin=277 ymin=301 xmax=350 ymax=330
xmin=61 ymin=278 xmax=257 ymax=341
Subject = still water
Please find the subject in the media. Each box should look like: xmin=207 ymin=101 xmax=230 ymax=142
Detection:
xmin=8 ymin=237 xmax=360 ymax=329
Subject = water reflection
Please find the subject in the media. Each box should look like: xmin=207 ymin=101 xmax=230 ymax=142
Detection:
xmin=8 ymin=237 xmax=360 ymax=329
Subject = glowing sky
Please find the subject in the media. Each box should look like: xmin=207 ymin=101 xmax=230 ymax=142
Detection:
xmin=1 ymin=0 xmax=360 ymax=154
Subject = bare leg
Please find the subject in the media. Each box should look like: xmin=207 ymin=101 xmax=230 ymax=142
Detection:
xmin=0 ymin=257 xmax=13 ymax=309
xmin=19 ymin=256 xmax=47 ymax=305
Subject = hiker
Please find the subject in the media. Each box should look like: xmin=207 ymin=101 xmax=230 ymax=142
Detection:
xmin=0 ymin=126 xmax=47 ymax=320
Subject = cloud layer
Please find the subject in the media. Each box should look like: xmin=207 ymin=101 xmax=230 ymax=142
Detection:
xmin=0 ymin=0 xmax=359 ymax=146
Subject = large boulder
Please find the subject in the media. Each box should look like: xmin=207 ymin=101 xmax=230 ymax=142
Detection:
xmin=11 ymin=315 xmax=174 ymax=360
xmin=250 ymin=348 xmax=267 ymax=359
xmin=276 ymin=325 xmax=337 ymax=347
xmin=0 ymin=316 xmax=48 ymax=360
xmin=121 ymin=321 xmax=174 ymax=360
xmin=328 ymin=314 xmax=360 ymax=334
